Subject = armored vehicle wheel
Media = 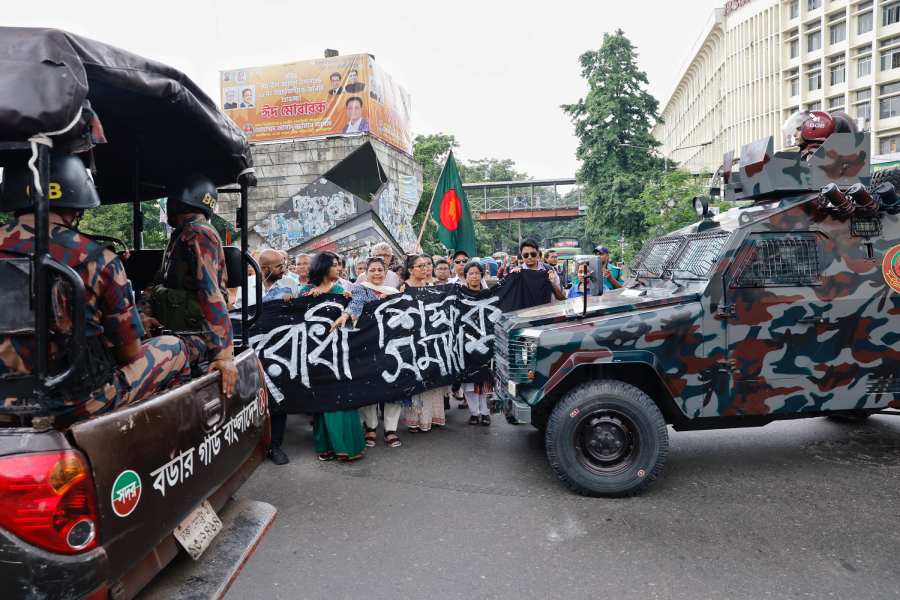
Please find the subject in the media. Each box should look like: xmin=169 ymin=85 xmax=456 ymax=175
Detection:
xmin=827 ymin=410 xmax=872 ymax=423
xmin=545 ymin=380 xmax=668 ymax=497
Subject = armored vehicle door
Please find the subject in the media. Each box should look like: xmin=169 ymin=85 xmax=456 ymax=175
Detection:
xmin=721 ymin=205 xmax=899 ymax=416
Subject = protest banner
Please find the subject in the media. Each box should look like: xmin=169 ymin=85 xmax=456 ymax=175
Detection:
xmin=245 ymin=271 xmax=553 ymax=413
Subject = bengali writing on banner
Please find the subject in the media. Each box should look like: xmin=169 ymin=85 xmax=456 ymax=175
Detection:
xmin=241 ymin=271 xmax=554 ymax=414
xmin=220 ymin=54 xmax=412 ymax=153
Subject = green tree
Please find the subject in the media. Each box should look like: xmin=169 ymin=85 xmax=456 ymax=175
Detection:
xmin=563 ymin=29 xmax=665 ymax=247
xmin=78 ymin=201 xmax=169 ymax=248
xmin=619 ymin=169 xmax=736 ymax=265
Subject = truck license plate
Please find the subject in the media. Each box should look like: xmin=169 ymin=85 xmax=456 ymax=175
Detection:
xmin=507 ymin=381 xmax=517 ymax=396
xmin=173 ymin=500 xmax=223 ymax=560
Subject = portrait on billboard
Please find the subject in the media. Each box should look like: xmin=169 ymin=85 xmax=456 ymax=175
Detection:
xmin=343 ymin=96 xmax=369 ymax=134
xmin=345 ymin=68 xmax=365 ymax=93
xmin=239 ymin=85 xmax=256 ymax=108
xmin=328 ymin=72 xmax=344 ymax=96
xmin=223 ymin=87 xmax=239 ymax=110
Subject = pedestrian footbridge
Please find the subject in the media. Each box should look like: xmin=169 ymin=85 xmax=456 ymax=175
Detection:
xmin=462 ymin=178 xmax=585 ymax=222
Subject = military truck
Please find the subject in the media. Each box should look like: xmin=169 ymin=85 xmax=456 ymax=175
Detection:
xmin=493 ymin=123 xmax=900 ymax=497
xmin=0 ymin=28 xmax=271 ymax=599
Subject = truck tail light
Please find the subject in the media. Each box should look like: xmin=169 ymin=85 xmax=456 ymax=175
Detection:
xmin=0 ymin=450 xmax=100 ymax=554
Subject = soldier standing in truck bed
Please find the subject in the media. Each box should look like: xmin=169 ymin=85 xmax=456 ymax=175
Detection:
xmin=0 ymin=153 xmax=191 ymax=422
xmin=143 ymin=174 xmax=237 ymax=398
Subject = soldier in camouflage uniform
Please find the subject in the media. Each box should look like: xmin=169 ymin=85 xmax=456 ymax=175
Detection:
xmin=0 ymin=154 xmax=191 ymax=422
xmin=143 ymin=175 xmax=237 ymax=398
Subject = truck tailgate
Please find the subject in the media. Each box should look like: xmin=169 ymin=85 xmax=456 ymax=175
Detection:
xmin=69 ymin=349 xmax=268 ymax=580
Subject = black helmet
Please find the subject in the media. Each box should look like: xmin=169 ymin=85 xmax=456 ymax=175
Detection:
xmin=167 ymin=174 xmax=217 ymax=218
xmin=0 ymin=153 xmax=101 ymax=212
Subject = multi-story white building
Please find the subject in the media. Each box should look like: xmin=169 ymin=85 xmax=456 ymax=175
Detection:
xmin=653 ymin=0 xmax=900 ymax=173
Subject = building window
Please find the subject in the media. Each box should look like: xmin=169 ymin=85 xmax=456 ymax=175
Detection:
xmin=808 ymin=62 xmax=822 ymax=91
xmin=884 ymin=1 xmax=900 ymax=26
xmin=879 ymin=82 xmax=900 ymax=118
xmin=808 ymin=101 xmax=822 ymax=111
xmin=789 ymin=38 xmax=800 ymax=58
xmin=830 ymin=60 xmax=846 ymax=85
xmin=880 ymin=36 xmax=900 ymax=71
xmin=856 ymin=43 xmax=873 ymax=77
xmin=808 ymin=0 xmax=821 ymax=10
xmin=830 ymin=21 xmax=847 ymax=44
xmin=808 ymin=30 xmax=822 ymax=52
xmin=859 ymin=54 xmax=873 ymax=76
xmin=790 ymin=77 xmax=800 ymax=96
xmin=790 ymin=0 xmax=800 ymax=19
xmin=857 ymin=100 xmax=872 ymax=121
xmin=828 ymin=95 xmax=845 ymax=111
xmin=858 ymin=10 xmax=874 ymax=34
xmin=879 ymin=134 xmax=900 ymax=153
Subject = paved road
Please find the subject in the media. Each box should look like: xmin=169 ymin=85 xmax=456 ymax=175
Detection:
xmin=228 ymin=408 xmax=900 ymax=600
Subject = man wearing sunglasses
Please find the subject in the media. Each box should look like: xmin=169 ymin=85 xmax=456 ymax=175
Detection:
xmin=513 ymin=239 xmax=566 ymax=302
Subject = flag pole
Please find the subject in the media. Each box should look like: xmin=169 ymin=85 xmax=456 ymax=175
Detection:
xmin=416 ymin=150 xmax=453 ymax=250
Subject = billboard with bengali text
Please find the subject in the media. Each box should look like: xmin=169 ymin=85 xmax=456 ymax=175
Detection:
xmin=220 ymin=54 xmax=412 ymax=154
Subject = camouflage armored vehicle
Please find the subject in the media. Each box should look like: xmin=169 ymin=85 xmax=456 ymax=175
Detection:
xmin=493 ymin=124 xmax=900 ymax=497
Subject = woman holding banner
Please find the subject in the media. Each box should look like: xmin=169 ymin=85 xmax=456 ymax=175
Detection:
xmin=400 ymin=254 xmax=447 ymax=432
xmin=331 ymin=257 xmax=405 ymax=448
xmin=461 ymin=261 xmax=493 ymax=426
xmin=300 ymin=252 xmax=366 ymax=462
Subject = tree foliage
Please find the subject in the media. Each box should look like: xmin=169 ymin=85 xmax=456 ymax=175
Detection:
xmin=563 ymin=29 xmax=665 ymax=247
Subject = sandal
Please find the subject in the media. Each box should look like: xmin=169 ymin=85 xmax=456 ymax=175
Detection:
xmin=468 ymin=415 xmax=480 ymax=425
xmin=338 ymin=453 xmax=364 ymax=462
xmin=317 ymin=451 xmax=336 ymax=461
xmin=481 ymin=415 xmax=491 ymax=426
xmin=364 ymin=427 xmax=377 ymax=448
xmin=385 ymin=431 xmax=402 ymax=448
xmin=407 ymin=425 xmax=420 ymax=433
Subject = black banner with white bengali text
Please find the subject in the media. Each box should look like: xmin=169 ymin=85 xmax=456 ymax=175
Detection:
xmin=243 ymin=270 xmax=552 ymax=413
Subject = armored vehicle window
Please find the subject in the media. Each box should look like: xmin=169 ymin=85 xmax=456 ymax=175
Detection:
xmin=731 ymin=234 xmax=822 ymax=288
xmin=631 ymin=236 xmax=682 ymax=277
xmin=669 ymin=231 xmax=731 ymax=279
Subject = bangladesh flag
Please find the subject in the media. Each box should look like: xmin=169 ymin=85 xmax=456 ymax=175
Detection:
xmin=429 ymin=151 xmax=476 ymax=256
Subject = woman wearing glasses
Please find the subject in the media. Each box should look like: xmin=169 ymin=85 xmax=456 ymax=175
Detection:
xmin=331 ymin=256 xmax=405 ymax=448
xmin=400 ymin=254 xmax=447 ymax=432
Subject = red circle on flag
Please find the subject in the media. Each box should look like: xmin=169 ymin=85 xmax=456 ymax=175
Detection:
xmin=440 ymin=189 xmax=462 ymax=231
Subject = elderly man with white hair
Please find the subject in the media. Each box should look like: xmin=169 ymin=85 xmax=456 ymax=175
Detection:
xmin=355 ymin=242 xmax=402 ymax=288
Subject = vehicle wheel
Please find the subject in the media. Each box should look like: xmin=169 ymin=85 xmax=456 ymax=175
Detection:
xmin=545 ymin=379 xmax=668 ymax=497
xmin=827 ymin=410 xmax=872 ymax=423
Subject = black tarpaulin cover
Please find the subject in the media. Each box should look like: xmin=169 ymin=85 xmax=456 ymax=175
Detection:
xmin=0 ymin=27 xmax=251 ymax=203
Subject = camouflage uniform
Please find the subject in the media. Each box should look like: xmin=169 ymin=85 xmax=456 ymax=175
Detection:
xmin=151 ymin=214 xmax=234 ymax=364
xmin=0 ymin=214 xmax=190 ymax=420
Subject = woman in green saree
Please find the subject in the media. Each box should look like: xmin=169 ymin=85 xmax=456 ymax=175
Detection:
xmin=299 ymin=251 xmax=365 ymax=462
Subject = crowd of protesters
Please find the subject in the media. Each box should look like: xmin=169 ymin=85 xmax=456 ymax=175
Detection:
xmin=236 ymin=239 xmax=625 ymax=466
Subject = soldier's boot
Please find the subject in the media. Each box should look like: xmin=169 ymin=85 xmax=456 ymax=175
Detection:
xmin=116 ymin=335 xmax=191 ymax=406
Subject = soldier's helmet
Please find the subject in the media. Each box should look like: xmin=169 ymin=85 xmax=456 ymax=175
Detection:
xmin=167 ymin=174 xmax=217 ymax=218
xmin=799 ymin=110 xmax=837 ymax=144
xmin=0 ymin=153 xmax=101 ymax=212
